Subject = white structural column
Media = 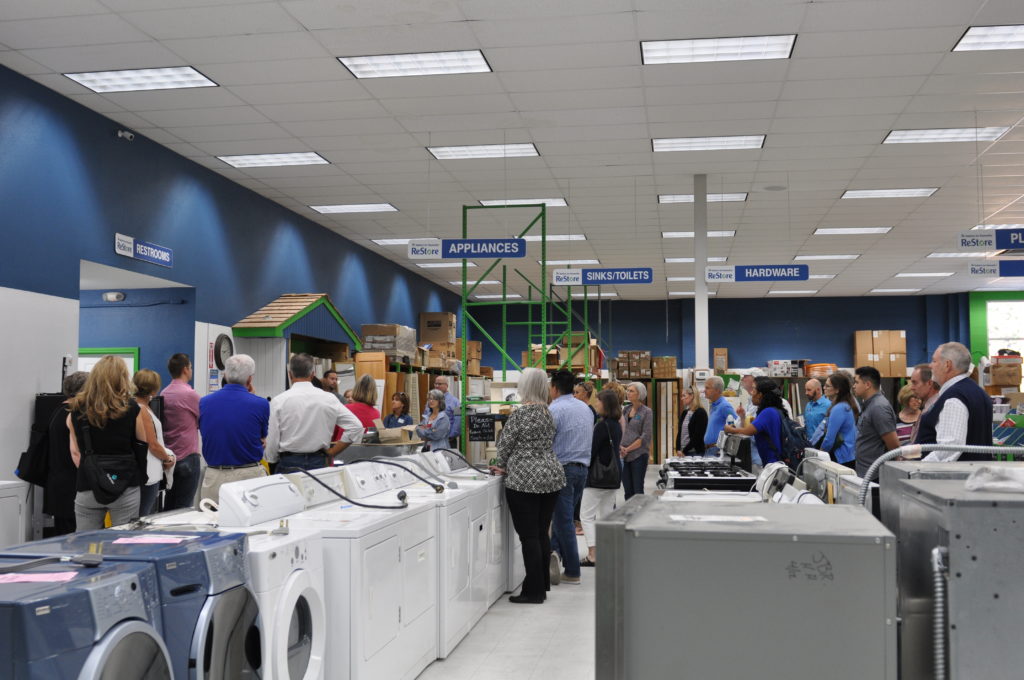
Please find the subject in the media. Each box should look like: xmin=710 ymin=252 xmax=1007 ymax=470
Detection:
xmin=693 ymin=174 xmax=710 ymax=369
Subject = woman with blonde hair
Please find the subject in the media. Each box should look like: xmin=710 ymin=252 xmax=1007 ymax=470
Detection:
xmin=133 ymin=369 xmax=175 ymax=516
xmin=895 ymin=383 xmax=922 ymax=446
xmin=67 ymin=356 xmax=161 ymax=529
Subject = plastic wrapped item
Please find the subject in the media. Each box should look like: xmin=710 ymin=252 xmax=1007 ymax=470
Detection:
xmin=964 ymin=465 xmax=1024 ymax=493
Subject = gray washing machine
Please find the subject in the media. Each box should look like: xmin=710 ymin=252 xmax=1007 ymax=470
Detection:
xmin=0 ymin=554 xmax=172 ymax=679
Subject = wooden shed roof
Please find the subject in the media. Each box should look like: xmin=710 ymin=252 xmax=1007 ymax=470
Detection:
xmin=233 ymin=293 xmax=329 ymax=329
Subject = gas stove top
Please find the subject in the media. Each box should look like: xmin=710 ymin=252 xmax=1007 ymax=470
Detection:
xmin=660 ymin=458 xmax=757 ymax=491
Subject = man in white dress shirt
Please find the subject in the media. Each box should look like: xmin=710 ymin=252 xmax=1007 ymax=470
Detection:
xmin=266 ymin=353 xmax=365 ymax=473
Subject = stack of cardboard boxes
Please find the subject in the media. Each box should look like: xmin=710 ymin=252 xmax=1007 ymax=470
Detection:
xmin=652 ymin=356 xmax=678 ymax=379
xmin=713 ymin=348 xmax=728 ymax=375
xmin=560 ymin=332 xmax=601 ymax=370
xmin=360 ymin=324 xmax=417 ymax=364
xmin=456 ymin=340 xmax=483 ymax=375
xmin=420 ymin=312 xmax=458 ymax=370
xmin=854 ymin=330 xmax=908 ymax=377
xmin=614 ymin=351 xmax=652 ymax=380
xmin=522 ymin=344 xmax=560 ymax=368
xmin=988 ymin=355 xmax=1023 ymax=394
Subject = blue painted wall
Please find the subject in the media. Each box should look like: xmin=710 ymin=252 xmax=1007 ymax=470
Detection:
xmin=79 ymin=288 xmax=196 ymax=388
xmin=0 ymin=65 xmax=458 ymax=331
xmin=473 ymin=294 xmax=971 ymax=370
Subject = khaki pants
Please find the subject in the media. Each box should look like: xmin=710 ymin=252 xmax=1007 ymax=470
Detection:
xmin=200 ymin=464 xmax=266 ymax=505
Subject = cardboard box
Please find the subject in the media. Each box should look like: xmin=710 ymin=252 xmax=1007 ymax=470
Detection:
xmin=854 ymin=331 xmax=874 ymax=358
xmin=889 ymin=330 xmax=907 ymax=355
xmin=454 ymin=340 xmax=482 ymax=360
xmin=419 ymin=312 xmax=457 ymax=345
xmin=372 ymin=419 xmax=421 ymax=444
xmin=714 ymin=348 xmax=728 ymax=374
xmin=854 ymin=353 xmax=874 ymax=369
xmin=637 ymin=368 xmax=652 ymax=379
xmin=636 ymin=350 xmax=652 ymax=361
xmin=874 ymin=353 xmax=890 ymax=378
xmin=888 ymin=353 xmax=907 ymax=378
xmin=480 ymin=366 xmax=494 ymax=379
xmin=869 ymin=330 xmax=888 ymax=357
xmin=355 ymin=351 xmax=387 ymax=381
xmin=991 ymin=363 xmax=1022 ymax=387
xmin=466 ymin=358 xmax=481 ymax=375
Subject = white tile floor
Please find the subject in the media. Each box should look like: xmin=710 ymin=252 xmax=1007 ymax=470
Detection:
xmin=418 ymin=469 xmax=659 ymax=680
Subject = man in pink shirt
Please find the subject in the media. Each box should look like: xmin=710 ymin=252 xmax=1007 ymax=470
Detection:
xmin=160 ymin=353 xmax=201 ymax=511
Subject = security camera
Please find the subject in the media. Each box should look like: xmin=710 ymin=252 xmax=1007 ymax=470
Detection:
xmin=116 ymin=129 xmax=135 ymax=142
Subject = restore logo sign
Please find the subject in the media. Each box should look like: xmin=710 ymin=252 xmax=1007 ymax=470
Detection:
xmin=408 ymin=239 xmax=442 ymax=259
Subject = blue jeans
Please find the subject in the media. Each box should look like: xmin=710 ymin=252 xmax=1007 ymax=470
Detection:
xmin=550 ymin=463 xmax=587 ymax=578
xmin=163 ymin=453 xmax=201 ymax=511
xmin=622 ymin=457 xmax=648 ymax=500
xmin=277 ymin=453 xmax=332 ymax=474
xmin=139 ymin=483 xmax=161 ymax=516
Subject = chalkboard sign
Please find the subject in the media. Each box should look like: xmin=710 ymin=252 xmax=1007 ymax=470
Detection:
xmin=468 ymin=413 xmax=496 ymax=442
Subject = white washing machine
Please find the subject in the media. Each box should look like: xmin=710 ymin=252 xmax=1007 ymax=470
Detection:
xmin=0 ymin=480 xmax=28 ymax=548
xmin=139 ymin=474 xmax=327 ymax=680
xmin=282 ymin=465 xmax=438 ymax=680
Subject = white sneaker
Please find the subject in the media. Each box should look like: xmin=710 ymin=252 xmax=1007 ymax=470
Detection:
xmin=549 ymin=553 xmax=561 ymax=585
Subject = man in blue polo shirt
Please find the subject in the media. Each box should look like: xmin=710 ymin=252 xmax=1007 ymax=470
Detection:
xmin=703 ymin=376 xmax=737 ymax=456
xmin=199 ymin=354 xmax=270 ymax=503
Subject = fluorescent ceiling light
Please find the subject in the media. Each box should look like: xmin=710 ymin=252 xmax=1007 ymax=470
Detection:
xmin=653 ymin=135 xmax=764 ymax=151
xmin=428 ymin=143 xmax=538 ymax=160
xmin=841 ymin=188 xmax=936 ymax=199
xmin=338 ymin=50 xmax=490 ymax=78
xmin=450 ymin=280 xmax=500 ymax=285
xmin=541 ymin=259 xmax=600 ymax=266
xmin=522 ymin=234 xmax=586 ymax=242
xmin=372 ymin=238 xmax=415 ymax=245
xmin=218 ymin=152 xmax=328 ymax=168
xmin=659 ymin=193 xmax=747 ymax=203
xmin=475 ymin=294 xmax=521 ymax=299
xmin=670 ymin=291 xmax=717 ymax=296
xmin=883 ymin=127 xmax=1008 ymax=144
xmin=768 ymin=290 xmax=818 ymax=295
xmin=480 ymin=198 xmax=566 ymax=207
xmin=954 ymin=25 xmax=1024 ymax=51
xmin=641 ymin=35 xmax=796 ymax=64
xmin=809 ymin=274 xmax=835 ymax=280
xmin=311 ymin=203 xmax=396 ymax=214
xmin=814 ymin=227 xmax=891 ymax=235
xmin=572 ymin=292 xmax=617 ymax=298
xmin=662 ymin=231 xmax=735 ymax=238
xmin=667 ymin=276 xmax=696 ymax=282
xmin=928 ymin=252 xmax=996 ymax=258
xmin=794 ymin=254 xmax=859 ymax=261
xmin=871 ymin=288 xmax=921 ymax=294
xmin=895 ymin=272 xmax=954 ymax=278
xmin=63 ymin=66 xmax=217 ymax=93
xmin=973 ymin=224 xmax=1024 ymax=230
xmin=976 ymin=286 xmax=1024 ymax=291
xmin=665 ymin=257 xmax=728 ymax=263
xmin=416 ymin=262 xmax=478 ymax=269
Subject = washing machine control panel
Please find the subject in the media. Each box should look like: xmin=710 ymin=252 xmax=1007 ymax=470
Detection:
xmin=340 ymin=463 xmax=410 ymax=500
xmin=85 ymin=568 xmax=151 ymax=639
xmin=285 ymin=467 xmax=348 ymax=507
xmin=246 ymin=529 xmax=322 ymax=593
xmin=202 ymin=536 xmax=248 ymax=593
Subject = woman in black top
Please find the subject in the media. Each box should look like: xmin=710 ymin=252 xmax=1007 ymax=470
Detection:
xmin=675 ymin=386 xmax=708 ymax=456
xmin=579 ymin=389 xmax=623 ymax=567
xmin=67 ymin=356 xmax=160 ymax=531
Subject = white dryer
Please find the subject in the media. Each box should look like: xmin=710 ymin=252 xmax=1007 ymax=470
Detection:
xmin=282 ymin=465 xmax=438 ymax=680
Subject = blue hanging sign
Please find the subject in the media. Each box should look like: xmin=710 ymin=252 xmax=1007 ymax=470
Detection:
xmin=706 ymin=264 xmax=808 ymax=282
xmin=115 ymin=233 xmax=173 ymax=268
xmin=958 ymin=230 xmax=1024 ymax=250
xmin=581 ymin=268 xmax=653 ymax=285
xmin=441 ymin=238 xmax=527 ymax=258
xmin=971 ymin=260 xmax=1024 ymax=277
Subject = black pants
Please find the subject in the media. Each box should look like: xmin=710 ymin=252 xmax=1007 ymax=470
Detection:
xmin=505 ymin=487 xmax=559 ymax=600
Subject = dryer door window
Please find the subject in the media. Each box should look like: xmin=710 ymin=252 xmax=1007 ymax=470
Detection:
xmin=269 ymin=569 xmax=325 ymax=680
xmin=192 ymin=585 xmax=261 ymax=679
xmin=80 ymin=620 xmax=172 ymax=680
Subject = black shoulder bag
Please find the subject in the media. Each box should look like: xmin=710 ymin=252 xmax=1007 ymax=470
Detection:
xmin=587 ymin=421 xmax=621 ymax=489
xmin=78 ymin=416 xmax=136 ymax=505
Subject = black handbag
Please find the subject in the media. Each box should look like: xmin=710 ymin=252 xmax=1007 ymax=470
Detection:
xmin=77 ymin=417 xmax=136 ymax=505
xmin=587 ymin=421 xmax=621 ymax=489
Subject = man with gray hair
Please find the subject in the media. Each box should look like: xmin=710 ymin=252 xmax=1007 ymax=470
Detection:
xmin=918 ymin=342 xmax=993 ymax=461
xmin=198 ymin=354 xmax=270 ymax=503
xmin=703 ymin=376 xmax=737 ymax=456
xmin=266 ymin=353 xmax=364 ymax=472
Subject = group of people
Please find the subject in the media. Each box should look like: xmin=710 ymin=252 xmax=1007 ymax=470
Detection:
xmin=50 ymin=349 xmax=468 ymax=533
xmin=680 ymin=341 xmax=993 ymax=476
xmin=491 ymin=369 xmax=652 ymax=604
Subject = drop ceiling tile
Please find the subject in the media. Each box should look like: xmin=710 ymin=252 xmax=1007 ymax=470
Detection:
xmin=0 ymin=14 xmax=150 ymax=49
xmin=254 ymin=99 xmax=389 ymax=121
xmin=795 ymin=27 xmax=963 ymax=58
xmin=163 ymin=31 xmax=331 ymax=64
xmin=20 ymin=41 xmax=187 ymax=72
xmin=0 ymin=50 xmax=52 ymax=75
xmin=359 ymin=73 xmax=506 ymax=99
xmin=65 ymin=92 xmax=125 ymax=113
xmin=121 ymin=3 xmax=303 ymax=40
xmin=166 ymin=122 xmax=292 ymax=143
xmin=226 ymin=80 xmax=371 ymax=106
xmin=103 ymin=88 xmax=247 ymax=111
xmin=136 ymin=105 xmax=269 ymax=128
xmin=198 ymin=58 xmax=352 ymax=86
xmin=310 ymin=21 xmax=478 ymax=55
xmin=397 ymin=111 xmax=527 ymax=132
xmin=283 ymin=0 xmax=467 ymax=29
xmin=469 ymin=12 xmax=635 ymax=48
xmin=511 ymin=88 xmax=644 ymax=112
xmin=485 ymin=41 xmax=638 ymax=71
xmin=279 ymin=117 xmax=407 ymax=136
xmin=380 ymin=93 xmax=514 ymax=117
xmin=0 ymin=0 xmax=109 ymax=21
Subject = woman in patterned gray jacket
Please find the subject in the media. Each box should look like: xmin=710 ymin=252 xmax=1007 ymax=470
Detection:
xmin=491 ymin=367 xmax=566 ymax=604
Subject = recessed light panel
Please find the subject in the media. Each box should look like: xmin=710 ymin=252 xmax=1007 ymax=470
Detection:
xmin=571 ymin=292 xmax=617 ymax=298
xmin=954 ymin=25 xmax=1024 ymax=51
xmin=814 ymin=227 xmax=891 ymax=235
xmin=541 ymin=259 xmax=600 ymax=266
xmin=665 ymin=257 xmax=728 ymax=263
xmin=928 ymin=252 xmax=995 ymax=258
xmin=312 ymin=203 xmax=396 ymax=213
xmin=973 ymin=224 xmax=1024 ymax=230
xmin=662 ymin=231 xmax=735 ymax=238
xmin=808 ymin=274 xmax=835 ymax=280
xmin=667 ymin=276 xmax=696 ymax=282
xmin=895 ymin=272 xmax=954 ymax=278
xmin=641 ymin=35 xmax=796 ymax=64
xmin=64 ymin=66 xmax=217 ymax=92
xmin=218 ymin=152 xmax=329 ymax=168
xmin=871 ymin=288 xmax=921 ymax=294
xmin=768 ymin=290 xmax=818 ymax=295
xmin=653 ymin=135 xmax=764 ymax=151
xmin=372 ymin=238 xmax=414 ymax=245
xmin=475 ymin=294 xmax=521 ymax=299
xmin=522 ymin=234 xmax=586 ymax=242
xmin=794 ymin=255 xmax=859 ymax=261
xmin=480 ymin=198 xmax=567 ymax=207
xmin=659 ymin=193 xmax=747 ymax=203
xmin=428 ymin=144 xmax=538 ymax=159
xmin=450 ymin=280 xmax=500 ymax=285
xmin=883 ymin=127 xmax=1008 ymax=143
xmin=670 ymin=291 xmax=717 ymax=296
xmin=841 ymin=188 xmax=937 ymax=199
xmin=339 ymin=50 xmax=490 ymax=78
xmin=416 ymin=262 xmax=478 ymax=269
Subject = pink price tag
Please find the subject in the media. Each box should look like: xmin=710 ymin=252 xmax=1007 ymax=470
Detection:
xmin=0 ymin=571 xmax=78 ymax=584
xmin=112 ymin=535 xmax=192 ymax=545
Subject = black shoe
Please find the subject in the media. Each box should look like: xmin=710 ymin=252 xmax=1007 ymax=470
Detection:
xmin=509 ymin=594 xmax=545 ymax=604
